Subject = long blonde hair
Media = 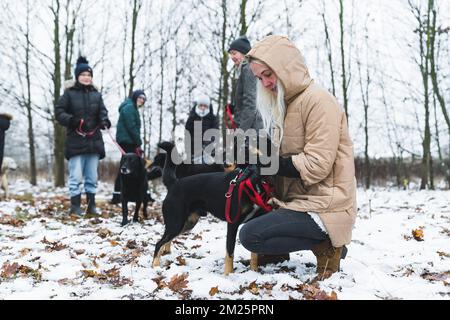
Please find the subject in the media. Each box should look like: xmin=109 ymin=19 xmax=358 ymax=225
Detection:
xmin=251 ymin=59 xmax=286 ymax=144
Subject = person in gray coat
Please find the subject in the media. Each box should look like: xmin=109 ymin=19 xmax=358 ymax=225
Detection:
xmin=228 ymin=36 xmax=263 ymax=132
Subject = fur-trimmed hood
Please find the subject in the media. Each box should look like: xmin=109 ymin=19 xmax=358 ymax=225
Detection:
xmin=64 ymin=79 xmax=100 ymax=91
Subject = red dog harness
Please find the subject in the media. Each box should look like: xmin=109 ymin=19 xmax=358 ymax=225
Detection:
xmin=224 ymin=171 xmax=273 ymax=224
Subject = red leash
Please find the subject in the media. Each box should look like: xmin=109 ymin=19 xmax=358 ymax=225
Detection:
xmin=224 ymin=171 xmax=273 ymax=224
xmin=105 ymin=128 xmax=126 ymax=155
xmin=225 ymin=104 xmax=236 ymax=129
xmin=75 ymin=119 xmax=99 ymax=138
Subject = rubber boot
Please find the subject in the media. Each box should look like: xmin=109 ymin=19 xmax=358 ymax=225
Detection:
xmin=86 ymin=193 xmax=98 ymax=215
xmin=69 ymin=194 xmax=82 ymax=216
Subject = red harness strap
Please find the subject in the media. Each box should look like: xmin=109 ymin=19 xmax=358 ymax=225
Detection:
xmin=225 ymin=104 xmax=236 ymax=129
xmin=224 ymin=172 xmax=273 ymax=224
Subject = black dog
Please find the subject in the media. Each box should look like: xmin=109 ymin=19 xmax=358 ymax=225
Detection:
xmin=152 ymin=142 xmax=269 ymax=275
xmin=146 ymin=148 xmax=225 ymax=181
xmin=119 ymin=153 xmax=149 ymax=226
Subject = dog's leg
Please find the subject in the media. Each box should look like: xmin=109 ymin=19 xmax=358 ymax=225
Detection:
xmin=143 ymin=198 xmax=148 ymax=219
xmin=121 ymin=201 xmax=129 ymax=226
xmin=250 ymin=252 xmax=258 ymax=271
xmin=1 ymin=173 xmax=9 ymax=198
xmin=152 ymin=201 xmax=187 ymax=268
xmin=161 ymin=242 xmax=171 ymax=255
xmin=133 ymin=201 xmax=142 ymax=222
xmin=180 ymin=212 xmax=201 ymax=234
xmin=224 ymin=253 xmax=234 ymax=275
xmin=224 ymin=222 xmax=240 ymax=275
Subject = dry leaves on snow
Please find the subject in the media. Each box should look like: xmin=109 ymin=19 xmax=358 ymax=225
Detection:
xmin=152 ymin=273 xmax=191 ymax=298
xmin=1 ymin=261 xmax=42 ymax=282
xmin=41 ymin=237 xmax=67 ymax=252
xmin=0 ymin=215 xmax=25 ymax=227
xmin=97 ymin=228 xmax=112 ymax=239
xmin=80 ymin=266 xmax=133 ymax=287
xmin=420 ymin=270 xmax=449 ymax=284
xmin=296 ymin=283 xmax=338 ymax=300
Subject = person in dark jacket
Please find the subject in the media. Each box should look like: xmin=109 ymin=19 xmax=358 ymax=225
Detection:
xmin=228 ymin=36 xmax=263 ymax=132
xmin=110 ymin=90 xmax=146 ymax=204
xmin=55 ymin=56 xmax=111 ymax=216
xmin=184 ymin=94 xmax=219 ymax=163
xmin=0 ymin=113 xmax=12 ymax=176
xmin=227 ymin=36 xmax=264 ymax=166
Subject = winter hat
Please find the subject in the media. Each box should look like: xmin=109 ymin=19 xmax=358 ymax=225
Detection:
xmin=228 ymin=36 xmax=251 ymax=54
xmin=74 ymin=56 xmax=93 ymax=79
xmin=196 ymin=94 xmax=210 ymax=106
xmin=131 ymin=90 xmax=146 ymax=104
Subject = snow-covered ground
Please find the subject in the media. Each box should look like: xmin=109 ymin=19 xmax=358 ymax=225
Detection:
xmin=0 ymin=179 xmax=448 ymax=300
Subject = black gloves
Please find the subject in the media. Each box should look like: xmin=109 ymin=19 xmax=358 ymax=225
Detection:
xmin=69 ymin=116 xmax=81 ymax=129
xmin=277 ymin=156 xmax=300 ymax=178
xmin=100 ymin=119 xmax=111 ymax=130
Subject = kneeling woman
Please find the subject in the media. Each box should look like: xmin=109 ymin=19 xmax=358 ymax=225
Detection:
xmin=239 ymin=36 xmax=357 ymax=280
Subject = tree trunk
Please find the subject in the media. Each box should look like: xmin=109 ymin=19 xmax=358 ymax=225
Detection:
xmin=128 ymin=0 xmax=140 ymax=97
xmin=339 ymin=0 xmax=349 ymax=120
xmin=429 ymin=2 xmax=450 ymax=187
xmin=321 ymin=1 xmax=336 ymax=96
xmin=52 ymin=0 xmax=65 ymax=188
xmin=219 ymin=0 xmax=230 ymax=136
xmin=25 ymin=0 xmax=36 ymax=185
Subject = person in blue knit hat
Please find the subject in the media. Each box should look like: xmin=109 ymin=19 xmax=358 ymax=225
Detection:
xmin=56 ymin=56 xmax=111 ymax=216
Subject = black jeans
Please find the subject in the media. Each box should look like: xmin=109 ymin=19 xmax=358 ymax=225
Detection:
xmin=239 ymin=208 xmax=329 ymax=254
xmin=113 ymin=143 xmax=138 ymax=193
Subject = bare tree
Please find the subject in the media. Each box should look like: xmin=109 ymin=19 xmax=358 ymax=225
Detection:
xmin=320 ymin=0 xmax=336 ymax=96
xmin=428 ymin=0 xmax=450 ymax=187
xmin=409 ymin=0 xmax=434 ymax=189
xmin=357 ymin=14 xmax=372 ymax=189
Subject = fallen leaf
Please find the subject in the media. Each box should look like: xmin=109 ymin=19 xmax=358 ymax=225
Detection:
xmin=176 ymin=256 xmax=186 ymax=266
xmin=97 ymin=228 xmax=112 ymax=239
xmin=110 ymin=240 xmax=119 ymax=247
xmin=168 ymin=273 xmax=189 ymax=292
xmin=248 ymin=281 xmax=259 ymax=295
xmin=19 ymin=248 xmax=31 ymax=257
xmin=1 ymin=262 xmax=20 ymax=278
xmin=412 ymin=229 xmax=424 ymax=241
xmin=126 ymin=240 xmax=137 ymax=249
xmin=209 ymin=286 xmax=219 ymax=296
xmin=437 ymin=251 xmax=450 ymax=258
xmin=421 ymin=271 xmax=449 ymax=282
xmin=81 ymin=269 xmax=98 ymax=278
xmin=74 ymin=249 xmax=85 ymax=255
xmin=152 ymin=275 xmax=167 ymax=289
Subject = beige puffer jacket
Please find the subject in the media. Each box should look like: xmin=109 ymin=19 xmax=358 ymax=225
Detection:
xmin=247 ymin=35 xmax=357 ymax=247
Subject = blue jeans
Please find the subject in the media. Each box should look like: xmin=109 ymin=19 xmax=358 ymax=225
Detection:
xmin=239 ymin=208 xmax=329 ymax=254
xmin=68 ymin=154 xmax=100 ymax=197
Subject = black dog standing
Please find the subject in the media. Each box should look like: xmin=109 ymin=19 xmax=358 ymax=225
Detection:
xmin=152 ymin=142 xmax=271 ymax=275
xmin=119 ymin=153 xmax=149 ymax=226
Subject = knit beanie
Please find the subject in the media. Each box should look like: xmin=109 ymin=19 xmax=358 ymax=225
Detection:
xmin=228 ymin=36 xmax=251 ymax=54
xmin=74 ymin=56 xmax=93 ymax=79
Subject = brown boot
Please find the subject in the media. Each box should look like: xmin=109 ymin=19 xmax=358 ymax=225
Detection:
xmin=257 ymin=253 xmax=290 ymax=267
xmin=312 ymin=239 xmax=346 ymax=281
